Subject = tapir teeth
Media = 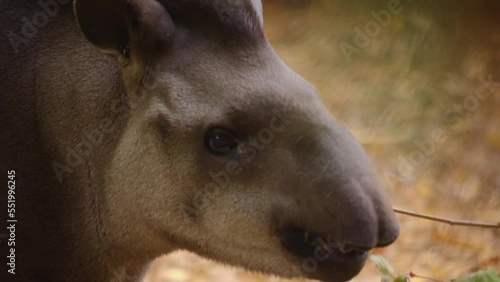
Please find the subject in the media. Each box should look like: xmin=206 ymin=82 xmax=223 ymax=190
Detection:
xmin=303 ymin=230 xmax=333 ymax=254
xmin=338 ymin=245 xmax=353 ymax=254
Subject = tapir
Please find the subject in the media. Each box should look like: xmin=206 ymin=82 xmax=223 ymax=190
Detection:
xmin=0 ymin=0 xmax=399 ymax=281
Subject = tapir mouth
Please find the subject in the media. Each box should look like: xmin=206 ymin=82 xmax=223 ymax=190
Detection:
xmin=276 ymin=226 xmax=369 ymax=282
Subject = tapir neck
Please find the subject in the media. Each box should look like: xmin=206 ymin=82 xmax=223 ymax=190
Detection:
xmin=1 ymin=7 xmax=169 ymax=281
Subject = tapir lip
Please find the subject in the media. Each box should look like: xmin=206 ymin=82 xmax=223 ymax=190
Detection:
xmin=276 ymin=226 xmax=369 ymax=282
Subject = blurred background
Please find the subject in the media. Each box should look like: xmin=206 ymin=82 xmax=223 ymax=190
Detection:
xmin=145 ymin=0 xmax=500 ymax=281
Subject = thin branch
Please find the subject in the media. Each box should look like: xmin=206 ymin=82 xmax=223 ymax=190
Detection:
xmin=393 ymin=207 xmax=500 ymax=228
xmin=409 ymin=271 xmax=445 ymax=282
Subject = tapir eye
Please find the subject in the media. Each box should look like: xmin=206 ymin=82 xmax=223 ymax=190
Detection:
xmin=205 ymin=128 xmax=238 ymax=155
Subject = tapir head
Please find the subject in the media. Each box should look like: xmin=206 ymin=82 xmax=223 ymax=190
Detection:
xmin=74 ymin=0 xmax=399 ymax=281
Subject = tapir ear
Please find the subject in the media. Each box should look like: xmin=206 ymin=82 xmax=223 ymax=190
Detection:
xmin=74 ymin=0 xmax=175 ymax=58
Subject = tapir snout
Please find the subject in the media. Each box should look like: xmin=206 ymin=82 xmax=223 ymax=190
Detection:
xmin=291 ymin=122 xmax=399 ymax=247
xmin=265 ymin=99 xmax=400 ymax=281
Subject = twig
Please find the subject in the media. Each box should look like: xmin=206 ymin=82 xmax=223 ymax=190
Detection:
xmin=409 ymin=271 xmax=444 ymax=282
xmin=393 ymin=207 xmax=500 ymax=228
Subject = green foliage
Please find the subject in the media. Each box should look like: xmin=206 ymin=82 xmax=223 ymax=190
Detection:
xmin=370 ymin=255 xmax=408 ymax=282
xmin=370 ymin=255 xmax=500 ymax=282
xmin=456 ymin=270 xmax=500 ymax=282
